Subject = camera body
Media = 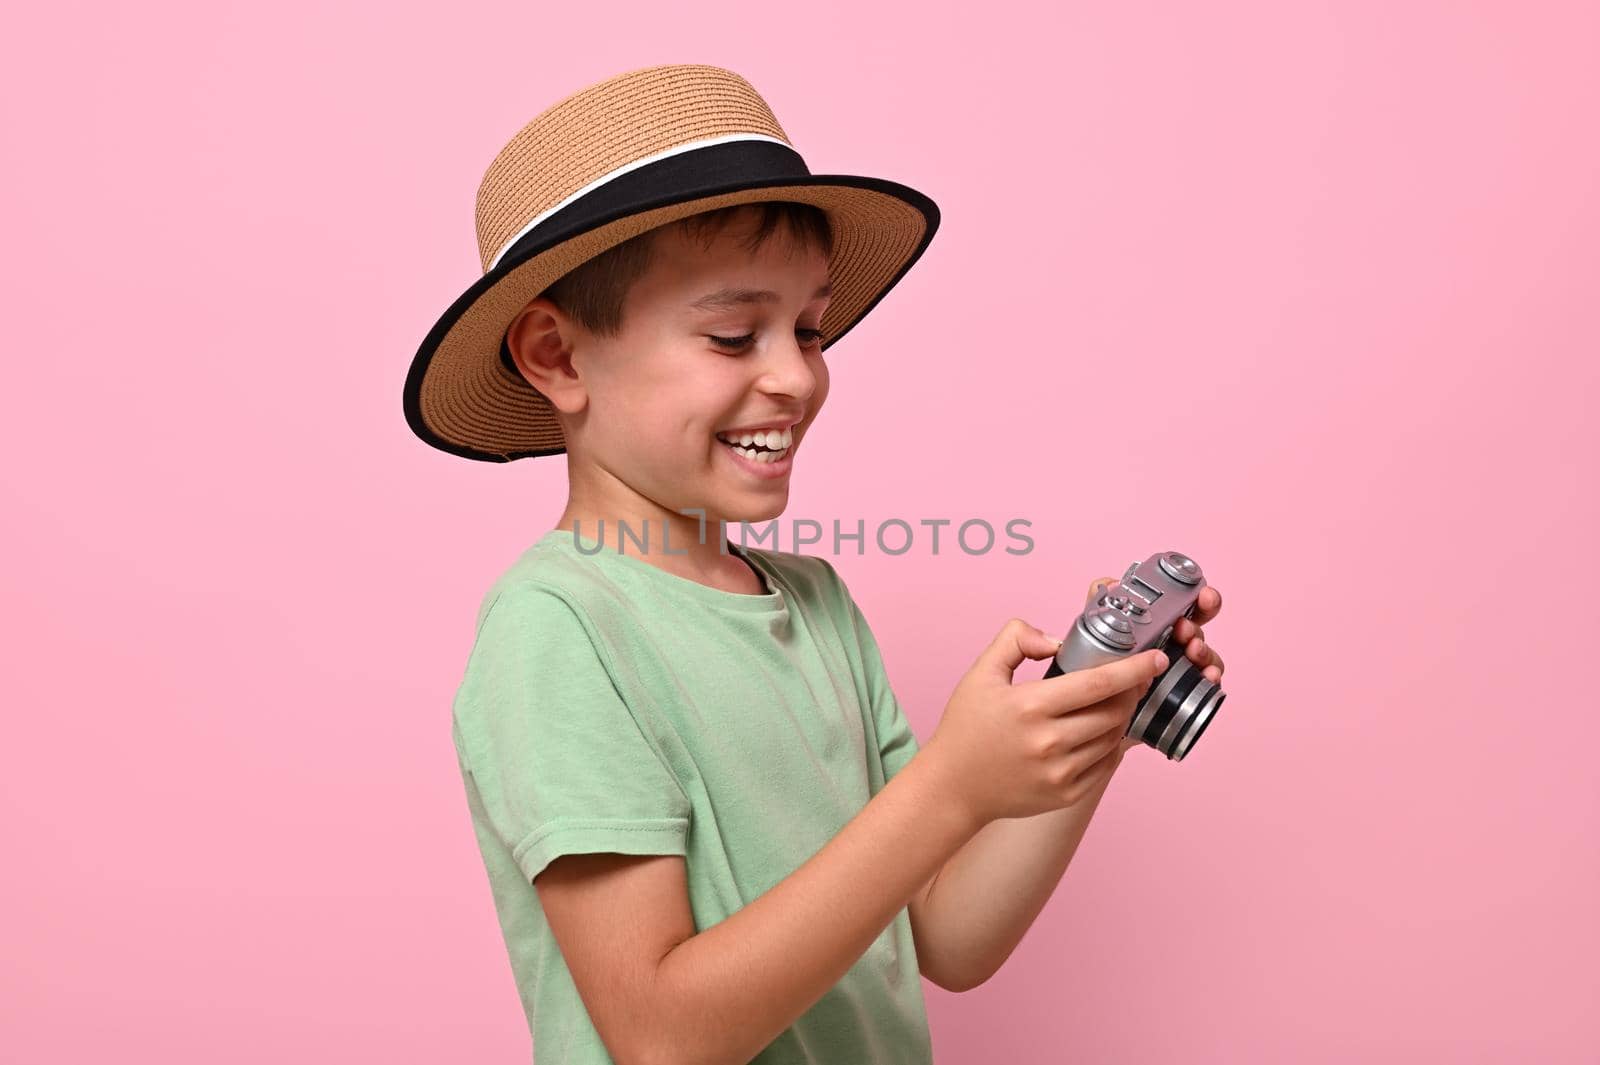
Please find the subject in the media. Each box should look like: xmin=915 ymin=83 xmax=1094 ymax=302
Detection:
xmin=1042 ymin=551 xmax=1225 ymax=762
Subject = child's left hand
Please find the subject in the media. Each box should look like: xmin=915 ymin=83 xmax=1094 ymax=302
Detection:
xmin=1080 ymin=577 xmax=1227 ymax=755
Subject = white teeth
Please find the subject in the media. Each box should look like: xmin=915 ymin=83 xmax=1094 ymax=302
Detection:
xmin=718 ymin=427 xmax=794 ymax=450
xmin=724 ymin=441 xmax=790 ymax=463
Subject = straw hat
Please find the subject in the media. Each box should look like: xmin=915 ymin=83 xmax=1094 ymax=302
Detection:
xmin=402 ymin=63 xmax=941 ymax=462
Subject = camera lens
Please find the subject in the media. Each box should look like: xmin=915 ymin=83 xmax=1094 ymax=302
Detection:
xmin=1128 ymin=647 xmax=1226 ymax=761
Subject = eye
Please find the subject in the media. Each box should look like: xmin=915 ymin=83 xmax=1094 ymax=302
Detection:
xmin=709 ymin=329 xmax=827 ymax=352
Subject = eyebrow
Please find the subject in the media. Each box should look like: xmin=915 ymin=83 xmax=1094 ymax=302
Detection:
xmin=688 ymin=282 xmax=833 ymax=310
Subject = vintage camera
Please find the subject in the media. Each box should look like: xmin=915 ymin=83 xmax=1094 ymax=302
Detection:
xmin=1042 ymin=551 xmax=1225 ymax=761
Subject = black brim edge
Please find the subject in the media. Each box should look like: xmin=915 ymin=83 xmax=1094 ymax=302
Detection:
xmin=402 ymin=174 xmax=941 ymax=463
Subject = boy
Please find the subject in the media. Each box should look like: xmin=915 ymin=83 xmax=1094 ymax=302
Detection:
xmin=407 ymin=65 xmax=1226 ymax=1065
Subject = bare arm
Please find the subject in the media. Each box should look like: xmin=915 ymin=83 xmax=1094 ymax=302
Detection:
xmin=911 ymin=581 xmax=1227 ymax=990
xmin=537 ymin=750 xmax=980 ymax=1065
xmin=654 ymin=751 xmax=976 ymax=1063
xmin=910 ymin=744 xmax=1125 ymax=991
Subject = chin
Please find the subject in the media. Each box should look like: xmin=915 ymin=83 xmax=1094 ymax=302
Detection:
xmin=714 ymin=492 xmax=789 ymax=528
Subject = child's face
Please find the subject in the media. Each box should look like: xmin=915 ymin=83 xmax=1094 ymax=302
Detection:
xmin=551 ymin=213 xmax=833 ymax=529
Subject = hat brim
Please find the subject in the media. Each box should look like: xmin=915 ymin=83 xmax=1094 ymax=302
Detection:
xmin=403 ymin=176 xmax=939 ymax=463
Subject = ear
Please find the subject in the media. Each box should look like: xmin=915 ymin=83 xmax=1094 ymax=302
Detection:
xmin=505 ymin=296 xmax=588 ymax=416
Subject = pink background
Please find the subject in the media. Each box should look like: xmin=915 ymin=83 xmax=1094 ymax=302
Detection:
xmin=4 ymin=2 xmax=1596 ymax=1061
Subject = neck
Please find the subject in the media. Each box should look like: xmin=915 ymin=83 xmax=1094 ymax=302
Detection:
xmin=556 ymin=455 xmax=772 ymax=591
xmin=554 ymin=507 xmax=770 ymax=592
xmin=557 ymin=509 xmax=730 ymax=560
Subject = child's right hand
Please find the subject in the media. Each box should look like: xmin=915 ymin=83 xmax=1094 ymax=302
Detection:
xmin=922 ymin=618 xmax=1170 ymax=826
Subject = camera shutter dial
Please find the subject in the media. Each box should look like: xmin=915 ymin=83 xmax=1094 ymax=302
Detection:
xmin=1084 ymin=608 xmax=1138 ymax=650
xmin=1158 ymin=552 xmax=1202 ymax=585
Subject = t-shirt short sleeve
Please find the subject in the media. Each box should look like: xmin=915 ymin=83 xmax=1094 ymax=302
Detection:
xmin=824 ymin=562 xmax=922 ymax=784
xmin=452 ymin=580 xmax=691 ymax=884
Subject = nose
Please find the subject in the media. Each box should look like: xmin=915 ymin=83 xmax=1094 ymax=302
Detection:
xmin=755 ymin=336 xmax=820 ymax=404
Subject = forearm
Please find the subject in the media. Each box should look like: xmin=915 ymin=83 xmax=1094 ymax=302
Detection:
xmin=646 ymin=751 xmax=980 ymax=1065
xmin=917 ymin=748 xmax=1126 ymax=990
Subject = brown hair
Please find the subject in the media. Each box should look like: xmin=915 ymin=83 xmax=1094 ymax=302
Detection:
xmin=540 ymin=201 xmax=834 ymax=338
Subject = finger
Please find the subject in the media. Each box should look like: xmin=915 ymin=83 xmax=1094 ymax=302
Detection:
xmin=1191 ymin=645 xmax=1225 ymax=684
xmin=1191 ymin=586 xmax=1222 ymax=626
xmin=1205 ymin=648 xmax=1225 ymax=682
xmin=1066 ymin=721 xmax=1128 ymax=761
xmin=1085 ymin=575 xmax=1118 ymax=600
xmin=1094 ymin=733 xmax=1126 ymax=768
xmin=1079 ymin=732 xmax=1127 ymax=781
xmin=980 ymin=618 xmax=1064 ymax=681
xmin=1027 ymin=648 xmax=1168 ymax=714
xmin=1175 ymin=617 xmax=1207 ymax=644
xmin=1060 ymin=699 xmax=1133 ymax=740
xmin=1048 ymin=709 xmax=1126 ymax=770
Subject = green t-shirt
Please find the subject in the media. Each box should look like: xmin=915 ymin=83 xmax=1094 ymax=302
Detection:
xmin=451 ymin=527 xmax=932 ymax=1064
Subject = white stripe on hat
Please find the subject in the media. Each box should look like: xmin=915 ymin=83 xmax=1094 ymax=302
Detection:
xmin=487 ymin=133 xmax=794 ymax=272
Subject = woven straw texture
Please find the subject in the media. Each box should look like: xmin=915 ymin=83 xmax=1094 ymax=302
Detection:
xmin=415 ymin=64 xmax=932 ymax=460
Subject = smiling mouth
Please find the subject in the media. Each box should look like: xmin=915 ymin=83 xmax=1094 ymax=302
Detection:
xmin=716 ymin=434 xmax=790 ymax=460
xmin=715 ymin=428 xmax=793 ymax=464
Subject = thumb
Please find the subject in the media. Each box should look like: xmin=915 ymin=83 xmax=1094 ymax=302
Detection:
xmin=979 ymin=618 xmax=1064 ymax=681
xmin=1085 ymin=576 xmax=1118 ymax=600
